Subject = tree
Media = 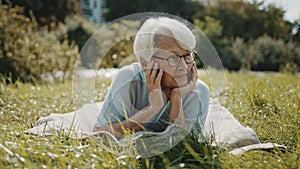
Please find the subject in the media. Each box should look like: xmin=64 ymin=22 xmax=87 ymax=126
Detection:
xmin=0 ymin=4 xmax=79 ymax=82
xmin=292 ymin=18 xmax=300 ymax=43
xmin=104 ymin=0 xmax=204 ymax=23
xmin=5 ymin=0 xmax=82 ymax=26
xmin=227 ymin=35 xmax=300 ymax=71
xmin=193 ymin=0 xmax=293 ymax=41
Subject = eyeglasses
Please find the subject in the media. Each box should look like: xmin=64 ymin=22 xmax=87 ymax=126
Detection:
xmin=152 ymin=51 xmax=197 ymax=67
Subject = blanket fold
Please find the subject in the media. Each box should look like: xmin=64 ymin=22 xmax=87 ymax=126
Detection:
xmin=25 ymin=99 xmax=286 ymax=156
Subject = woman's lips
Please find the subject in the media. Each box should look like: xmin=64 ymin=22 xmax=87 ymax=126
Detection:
xmin=173 ymin=73 xmax=188 ymax=77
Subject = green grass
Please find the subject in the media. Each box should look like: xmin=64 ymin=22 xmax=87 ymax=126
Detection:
xmin=0 ymin=71 xmax=299 ymax=168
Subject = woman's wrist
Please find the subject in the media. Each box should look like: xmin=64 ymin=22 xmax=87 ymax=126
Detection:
xmin=169 ymin=92 xmax=183 ymax=123
xmin=170 ymin=90 xmax=183 ymax=101
xmin=148 ymin=103 xmax=163 ymax=113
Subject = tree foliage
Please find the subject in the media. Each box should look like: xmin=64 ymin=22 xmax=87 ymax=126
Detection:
xmin=104 ymin=0 xmax=203 ymax=22
xmin=81 ymin=20 xmax=141 ymax=69
xmin=0 ymin=4 xmax=79 ymax=82
xmin=1 ymin=0 xmax=300 ymax=74
xmin=191 ymin=0 xmax=298 ymax=71
xmin=194 ymin=0 xmax=293 ymax=41
xmin=5 ymin=0 xmax=82 ymax=26
xmin=227 ymin=35 xmax=300 ymax=72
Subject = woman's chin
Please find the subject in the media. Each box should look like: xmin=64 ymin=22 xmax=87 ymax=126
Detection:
xmin=174 ymin=76 xmax=188 ymax=87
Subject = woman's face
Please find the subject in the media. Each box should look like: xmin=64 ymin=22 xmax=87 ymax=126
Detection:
xmin=152 ymin=36 xmax=193 ymax=88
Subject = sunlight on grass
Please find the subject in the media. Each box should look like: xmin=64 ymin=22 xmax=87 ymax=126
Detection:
xmin=0 ymin=71 xmax=299 ymax=168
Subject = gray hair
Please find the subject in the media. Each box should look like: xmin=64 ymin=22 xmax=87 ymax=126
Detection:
xmin=133 ymin=17 xmax=196 ymax=62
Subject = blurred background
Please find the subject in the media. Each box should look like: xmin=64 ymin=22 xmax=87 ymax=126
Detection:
xmin=1 ymin=0 xmax=299 ymax=82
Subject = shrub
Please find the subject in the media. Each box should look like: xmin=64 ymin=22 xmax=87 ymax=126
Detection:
xmin=78 ymin=20 xmax=141 ymax=69
xmin=0 ymin=4 xmax=79 ymax=82
xmin=226 ymin=35 xmax=300 ymax=71
xmin=63 ymin=16 xmax=140 ymax=69
xmin=64 ymin=15 xmax=100 ymax=50
xmin=6 ymin=0 xmax=82 ymax=26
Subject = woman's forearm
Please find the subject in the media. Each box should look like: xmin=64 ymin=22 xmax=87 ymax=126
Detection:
xmin=93 ymin=104 xmax=163 ymax=137
xmin=169 ymin=94 xmax=186 ymax=127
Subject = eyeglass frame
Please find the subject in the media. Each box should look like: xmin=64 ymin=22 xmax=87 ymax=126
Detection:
xmin=152 ymin=51 xmax=197 ymax=67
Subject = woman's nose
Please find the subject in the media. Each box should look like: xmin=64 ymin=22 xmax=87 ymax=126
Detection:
xmin=177 ymin=57 xmax=188 ymax=69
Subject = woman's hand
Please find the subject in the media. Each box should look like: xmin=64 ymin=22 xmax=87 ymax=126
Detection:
xmin=171 ymin=62 xmax=198 ymax=97
xmin=169 ymin=62 xmax=197 ymax=127
xmin=143 ymin=60 xmax=165 ymax=110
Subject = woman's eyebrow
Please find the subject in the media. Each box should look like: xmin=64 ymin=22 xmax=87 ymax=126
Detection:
xmin=168 ymin=50 xmax=182 ymax=55
xmin=169 ymin=50 xmax=190 ymax=56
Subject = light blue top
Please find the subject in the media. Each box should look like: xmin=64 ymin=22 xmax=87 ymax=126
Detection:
xmin=94 ymin=62 xmax=210 ymax=133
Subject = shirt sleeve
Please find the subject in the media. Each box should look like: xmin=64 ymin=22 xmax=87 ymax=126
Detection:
xmin=182 ymin=80 xmax=210 ymax=132
xmin=197 ymin=80 xmax=210 ymax=128
xmin=94 ymin=64 xmax=144 ymax=128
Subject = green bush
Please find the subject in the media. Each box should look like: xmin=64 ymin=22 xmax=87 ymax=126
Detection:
xmin=63 ymin=15 xmax=101 ymax=68
xmin=64 ymin=15 xmax=100 ymax=50
xmin=77 ymin=20 xmax=140 ymax=69
xmin=226 ymin=35 xmax=300 ymax=72
xmin=63 ymin=16 xmax=140 ymax=69
xmin=0 ymin=5 xmax=79 ymax=82
xmin=6 ymin=0 xmax=82 ymax=26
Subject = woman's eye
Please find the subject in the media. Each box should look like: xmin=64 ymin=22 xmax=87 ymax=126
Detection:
xmin=168 ymin=55 xmax=178 ymax=62
xmin=185 ymin=56 xmax=192 ymax=61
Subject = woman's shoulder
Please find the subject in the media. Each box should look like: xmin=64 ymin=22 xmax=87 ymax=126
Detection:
xmin=118 ymin=62 xmax=142 ymax=74
xmin=195 ymin=79 xmax=210 ymax=97
xmin=196 ymin=79 xmax=209 ymax=91
xmin=111 ymin=62 xmax=144 ymax=87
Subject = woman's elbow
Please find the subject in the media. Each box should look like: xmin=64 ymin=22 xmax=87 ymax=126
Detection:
xmin=196 ymin=80 xmax=210 ymax=100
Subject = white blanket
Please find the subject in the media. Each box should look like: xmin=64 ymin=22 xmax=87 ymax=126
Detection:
xmin=25 ymin=98 xmax=286 ymax=156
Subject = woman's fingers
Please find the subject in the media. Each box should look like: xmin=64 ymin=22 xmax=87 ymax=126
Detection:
xmin=150 ymin=62 xmax=159 ymax=80
xmin=144 ymin=60 xmax=162 ymax=91
xmin=192 ymin=62 xmax=198 ymax=82
xmin=176 ymin=63 xmax=197 ymax=96
xmin=146 ymin=60 xmax=154 ymax=75
xmin=155 ymin=69 xmax=163 ymax=87
xmin=188 ymin=63 xmax=197 ymax=89
xmin=144 ymin=60 xmax=154 ymax=81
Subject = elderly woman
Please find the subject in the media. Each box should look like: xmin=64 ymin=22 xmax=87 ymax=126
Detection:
xmin=93 ymin=17 xmax=209 ymax=138
xmin=27 ymin=16 xmax=285 ymax=156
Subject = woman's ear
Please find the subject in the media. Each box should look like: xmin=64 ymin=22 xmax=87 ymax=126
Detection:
xmin=140 ymin=58 xmax=149 ymax=69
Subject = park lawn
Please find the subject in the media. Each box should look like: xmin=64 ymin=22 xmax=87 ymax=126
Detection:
xmin=0 ymin=71 xmax=299 ymax=168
